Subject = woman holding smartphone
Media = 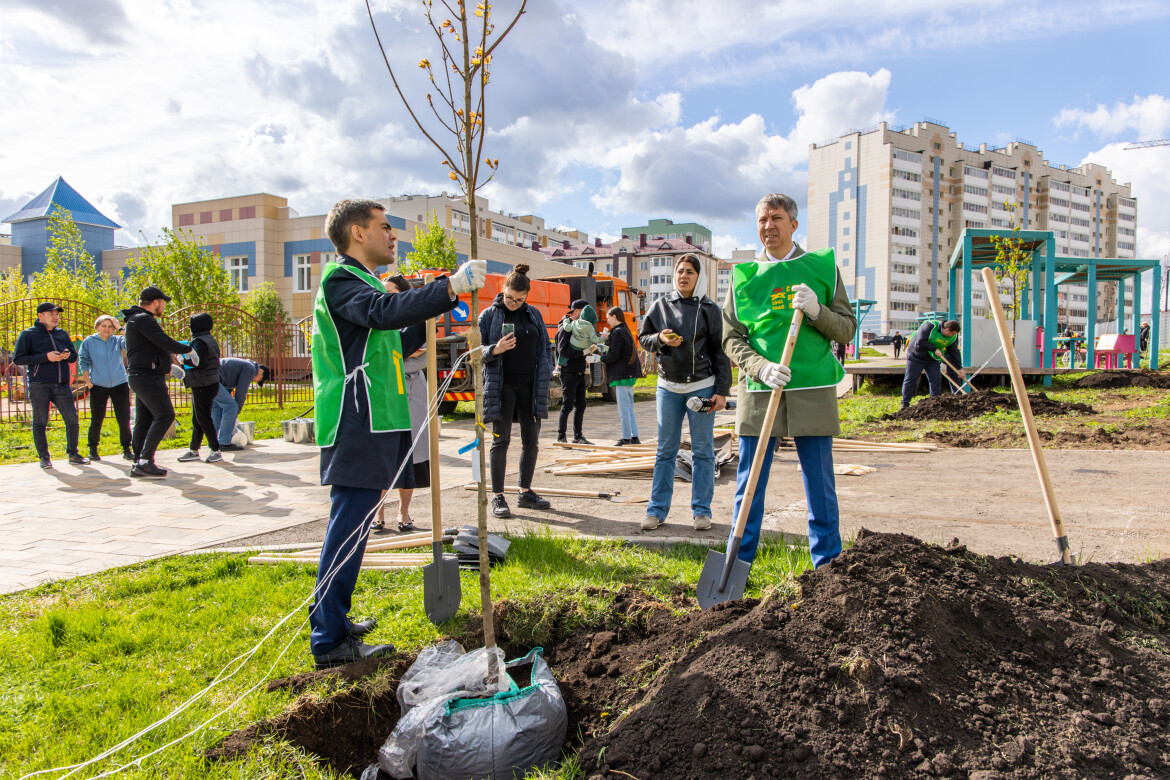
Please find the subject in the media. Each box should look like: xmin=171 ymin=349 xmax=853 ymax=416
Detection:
xmin=479 ymin=264 xmax=555 ymax=519
xmin=637 ymin=254 xmax=732 ymax=531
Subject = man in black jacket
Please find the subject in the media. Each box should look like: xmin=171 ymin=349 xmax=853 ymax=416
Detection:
xmin=13 ymin=302 xmax=87 ymax=469
xmin=555 ymin=299 xmax=593 ymax=444
xmin=122 ymin=286 xmax=200 ymax=478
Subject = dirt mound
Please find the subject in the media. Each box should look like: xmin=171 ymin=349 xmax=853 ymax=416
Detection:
xmin=212 ymin=533 xmax=1170 ymax=779
xmin=885 ymin=390 xmax=1095 ymax=422
xmin=568 ymin=531 xmax=1170 ymax=779
xmin=1075 ymin=369 xmax=1170 ymax=389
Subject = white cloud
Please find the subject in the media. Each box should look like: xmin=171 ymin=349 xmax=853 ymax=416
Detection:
xmin=1080 ymin=143 xmax=1170 ymax=264
xmin=1055 ymin=95 xmax=1170 ymax=141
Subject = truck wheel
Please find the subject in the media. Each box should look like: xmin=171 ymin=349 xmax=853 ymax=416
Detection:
xmin=599 ymin=384 xmax=615 ymax=402
xmin=438 ymin=400 xmax=458 ymax=415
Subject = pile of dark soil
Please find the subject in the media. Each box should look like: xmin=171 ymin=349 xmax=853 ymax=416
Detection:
xmin=1074 ymin=369 xmax=1170 ymax=389
xmin=884 ymin=390 xmax=1094 ymax=422
xmin=212 ymin=532 xmax=1170 ymax=779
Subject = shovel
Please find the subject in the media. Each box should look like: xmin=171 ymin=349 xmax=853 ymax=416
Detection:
xmin=422 ymin=276 xmax=462 ymax=624
xmin=980 ymin=267 xmax=1074 ymax=565
xmin=462 ymin=484 xmax=647 ymax=503
xmin=698 ymin=310 xmax=804 ymax=609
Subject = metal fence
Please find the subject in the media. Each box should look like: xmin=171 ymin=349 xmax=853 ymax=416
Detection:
xmin=0 ymin=297 xmax=312 ymax=425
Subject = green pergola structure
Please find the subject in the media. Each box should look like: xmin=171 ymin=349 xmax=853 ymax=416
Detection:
xmin=947 ymin=228 xmax=1161 ymax=383
xmin=851 ymin=298 xmax=876 ymax=355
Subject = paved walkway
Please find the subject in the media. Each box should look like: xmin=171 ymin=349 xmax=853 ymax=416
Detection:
xmin=0 ymin=399 xmax=734 ymax=594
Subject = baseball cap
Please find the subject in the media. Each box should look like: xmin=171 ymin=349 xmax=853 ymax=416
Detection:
xmin=570 ymin=299 xmax=588 ymax=311
xmin=140 ymin=286 xmax=172 ymax=302
xmin=257 ymin=364 xmax=271 ymax=387
xmin=36 ymin=302 xmax=65 ymax=314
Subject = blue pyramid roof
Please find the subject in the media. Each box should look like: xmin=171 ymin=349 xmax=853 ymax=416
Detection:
xmin=2 ymin=177 xmax=120 ymax=229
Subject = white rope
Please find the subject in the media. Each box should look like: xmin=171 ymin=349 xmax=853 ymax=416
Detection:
xmin=21 ymin=346 xmax=480 ymax=780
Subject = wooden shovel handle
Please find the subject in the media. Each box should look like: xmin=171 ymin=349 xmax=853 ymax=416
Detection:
xmin=729 ymin=310 xmax=804 ymax=543
xmin=980 ymin=267 xmax=1072 ymax=564
xmin=424 ymin=275 xmax=442 ymax=548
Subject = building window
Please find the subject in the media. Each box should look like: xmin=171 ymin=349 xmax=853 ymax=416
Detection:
xmin=294 ymin=254 xmax=312 ymax=293
xmin=225 ymin=256 xmax=248 ymax=292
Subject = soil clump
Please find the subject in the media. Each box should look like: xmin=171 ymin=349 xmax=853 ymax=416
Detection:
xmin=212 ymin=532 xmax=1170 ymax=779
xmin=1074 ymin=369 xmax=1170 ymax=389
xmin=884 ymin=390 xmax=1094 ymax=422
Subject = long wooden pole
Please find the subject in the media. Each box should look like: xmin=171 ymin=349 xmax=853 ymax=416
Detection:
xmin=980 ymin=267 xmax=1073 ymax=564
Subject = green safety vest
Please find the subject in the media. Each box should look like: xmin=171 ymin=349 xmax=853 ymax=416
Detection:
xmin=732 ymin=248 xmax=845 ymax=392
xmin=925 ymin=322 xmax=956 ymax=362
xmin=312 ymin=260 xmax=410 ymax=447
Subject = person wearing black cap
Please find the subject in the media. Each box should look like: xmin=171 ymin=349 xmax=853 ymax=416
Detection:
xmin=122 ymin=286 xmax=200 ymax=478
xmin=211 ymin=357 xmax=270 ymax=450
xmin=554 ymin=298 xmax=594 ymax=444
xmin=14 ymin=302 xmax=87 ymax=468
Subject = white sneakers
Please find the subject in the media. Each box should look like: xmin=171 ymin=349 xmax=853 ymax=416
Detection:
xmin=177 ymin=450 xmax=201 ymax=462
xmin=693 ymin=515 xmax=712 ymax=531
xmin=641 ymin=515 xmax=662 ymax=531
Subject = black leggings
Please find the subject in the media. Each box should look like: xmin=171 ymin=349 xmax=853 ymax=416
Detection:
xmin=490 ymin=382 xmax=541 ymax=494
xmin=88 ymin=382 xmax=131 ymax=450
xmin=189 ymin=384 xmax=221 ymax=451
xmin=128 ymin=375 xmax=175 ymax=462
xmin=557 ymin=370 xmax=587 ymax=438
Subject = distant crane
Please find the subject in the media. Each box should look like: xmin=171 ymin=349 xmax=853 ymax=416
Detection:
xmin=1124 ymin=139 xmax=1170 ymax=150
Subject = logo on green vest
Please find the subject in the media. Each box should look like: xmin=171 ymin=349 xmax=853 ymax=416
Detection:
xmin=770 ymin=286 xmax=794 ymax=312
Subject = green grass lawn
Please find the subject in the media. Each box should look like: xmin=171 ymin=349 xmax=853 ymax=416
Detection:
xmin=0 ymin=532 xmax=812 ymax=779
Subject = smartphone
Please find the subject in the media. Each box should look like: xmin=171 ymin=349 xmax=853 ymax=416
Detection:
xmin=502 ymin=323 xmax=515 ymax=337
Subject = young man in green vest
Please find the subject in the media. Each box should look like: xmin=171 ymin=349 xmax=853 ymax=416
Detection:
xmin=722 ymin=193 xmax=857 ymax=569
xmin=900 ymin=319 xmax=965 ymax=410
xmin=310 ymin=198 xmax=485 ymax=669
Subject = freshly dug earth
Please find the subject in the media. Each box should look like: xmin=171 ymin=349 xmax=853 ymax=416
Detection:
xmin=883 ymin=390 xmax=1094 ymax=422
xmin=1075 ymin=369 xmax=1170 ymax=389
xmin=212 ymin=532 xmax=1170 ymax=779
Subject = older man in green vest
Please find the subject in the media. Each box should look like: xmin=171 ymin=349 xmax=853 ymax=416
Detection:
xmin=722 ymin=193 xmax=857 ymax=569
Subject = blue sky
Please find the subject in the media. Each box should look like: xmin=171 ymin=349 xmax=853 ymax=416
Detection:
xmin=2 ymin=0 xmax=1169 ymax=263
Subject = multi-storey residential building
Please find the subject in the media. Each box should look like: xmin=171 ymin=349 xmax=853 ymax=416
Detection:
xmin=808 ymin=120 xmax=1138 ymax=335
xmin=620 ymin=218 xmax=713 ymax=253
xmin=540 ymin=231 xmax=719 ymax=310
xmin=382 ymin=193 xmax=586 ymax=251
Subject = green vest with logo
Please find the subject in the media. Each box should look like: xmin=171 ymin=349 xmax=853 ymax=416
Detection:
xmin=312 ymin=260 xmax=410 ymax=447
xmin=732 ymin=248 xmax=845 ymax=392
xmin=925 ymin=322 xmax=956 ymax=362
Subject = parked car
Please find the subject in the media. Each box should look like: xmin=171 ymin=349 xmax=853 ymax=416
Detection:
xmin=866 ymin=334 xmax=896 ymax=346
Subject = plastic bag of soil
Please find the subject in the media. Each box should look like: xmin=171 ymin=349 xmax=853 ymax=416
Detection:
xmin=379 ymin=642 xmax=567 ymax=780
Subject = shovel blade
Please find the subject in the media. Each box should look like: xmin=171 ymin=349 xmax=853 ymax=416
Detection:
xmin=696 ymin=548 xmax=751 ymax=609
xmin=423 ymin=555 xmax=462 ymax=625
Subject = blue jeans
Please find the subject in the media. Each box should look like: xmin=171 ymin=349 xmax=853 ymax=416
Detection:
xmin=647 ymin=386 xmax=716 ymax=521
xmin=310 ymin=485 xmax=381 ymax=655
xmin=614 ymin=384 xmax=638 ymax=440
xmin=730 ymin=434 xmax=840 ymax=568
xmin=210 ymin=384 xmax=239 ymax=445
xmin=901 ymin=354 xmax=943 ymax=408
xmin=29 ymin=382 xmax=80 ymax=458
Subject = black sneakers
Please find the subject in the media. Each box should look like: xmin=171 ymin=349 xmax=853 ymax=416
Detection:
xmin=122 ymin=447 xmax=134 ymax=461
xmin=68 ymin=453 xmax=90 ymax=465
xmin=491 ymin=495 xmax=512 ymax=518
xmin=88 ymin=448 xmax=102 ymax=462
xmin=131 ymin=462 xmax=168 ymax=478
xmin=313 ymin=635 xmax=395 ymax=670
xmin=572 ymin=435 xmax=592 ymax=445
xmin=39 ymin=457 xmax=52 ymax=469
xmin=556 ymin=434 xmax=568 ymax=443
xmin=347 ymin=617 xmax=378 ymax=637
xmin=629 ymin=436 xmax=642 ymax=445
xmin=517 ymin=490 xmax=551 ymax=510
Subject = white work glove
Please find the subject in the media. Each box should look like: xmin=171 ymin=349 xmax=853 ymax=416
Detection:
xmin=791 ymin=283 xmax=821 ymax=319
xmin=449 ymin=260 xmax=487 ymax=295
xmin=759 ymin=362 xmax=791 ymax=390
xmin=169 ymin=364 xmax=186 ymax=380
xmin=185 ymin=349 xmax=201 ymax=367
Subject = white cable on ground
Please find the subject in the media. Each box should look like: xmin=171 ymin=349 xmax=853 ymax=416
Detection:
xmin=20 ymin=345 xmax=482 ymax=780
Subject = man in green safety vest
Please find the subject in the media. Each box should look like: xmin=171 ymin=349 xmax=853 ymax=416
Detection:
xmin=900 ymin=319 xmax=965 ymax=410
xmin=722 ymin=193 xmax=857 ymax=570
xmin=309 ymin=198 xmax=485 ymax=669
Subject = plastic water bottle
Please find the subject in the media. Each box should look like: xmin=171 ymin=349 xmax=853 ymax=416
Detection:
xmin=686 ymin=397 xmax=736 ymax=413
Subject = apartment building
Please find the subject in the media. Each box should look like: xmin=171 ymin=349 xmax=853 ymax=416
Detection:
xmin=620 ymin=218 xmax=713 ymax=253
xmin=382 ymin=193 xmax=586 ymax=252
xmin=807 ymin=120 xmax=1138 ymax=335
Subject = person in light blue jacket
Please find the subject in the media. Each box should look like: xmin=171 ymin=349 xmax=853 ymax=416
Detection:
xmin=78 ymin=314 xmax=132 ymax=461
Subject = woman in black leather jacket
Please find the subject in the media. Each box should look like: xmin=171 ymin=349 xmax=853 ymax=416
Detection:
xmin=637 ymin=254 xmax=732 ymax=531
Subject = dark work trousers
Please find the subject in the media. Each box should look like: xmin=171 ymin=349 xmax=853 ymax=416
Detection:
xmin=490 ymin=381 xmax=541 ymax=494
xmin=30 ymin=382 xmax=80 ymax=458
xmin=128 ymin=374 xmax=176 ymax=462
xmin=88 ymin=383 xmax=132 ymax=451
xmin=310 ymin=484 xmax=380 ymax=655
xmin=900 ymin=354 xmax=943 ymax=408
xmin=557 ymin=370 xmax=587 ymax=438
xmin=189 ymin=384 xmax=221 ymax=452
xmin=893 ymin=343 xmax=902 ymax=359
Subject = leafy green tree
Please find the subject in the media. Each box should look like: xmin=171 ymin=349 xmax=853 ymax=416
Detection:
xmin=401 ymin=213 xmax=459 ymax=275
xmin=989 ymin=201 xmax=1030 ymax=338
xmin=123 ymin=228 xmax=240 ymax=310
xmin=243 ymin=282 xmax=291 ymax=368
xmin=243 ymin=282 xmax=287 ymax=323
xmin=29 ymin=207 xmax=125 ymax=315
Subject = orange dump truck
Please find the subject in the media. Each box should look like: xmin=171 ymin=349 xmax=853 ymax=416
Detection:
xmin=405 ymin=267 xmax=644 ymax=411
